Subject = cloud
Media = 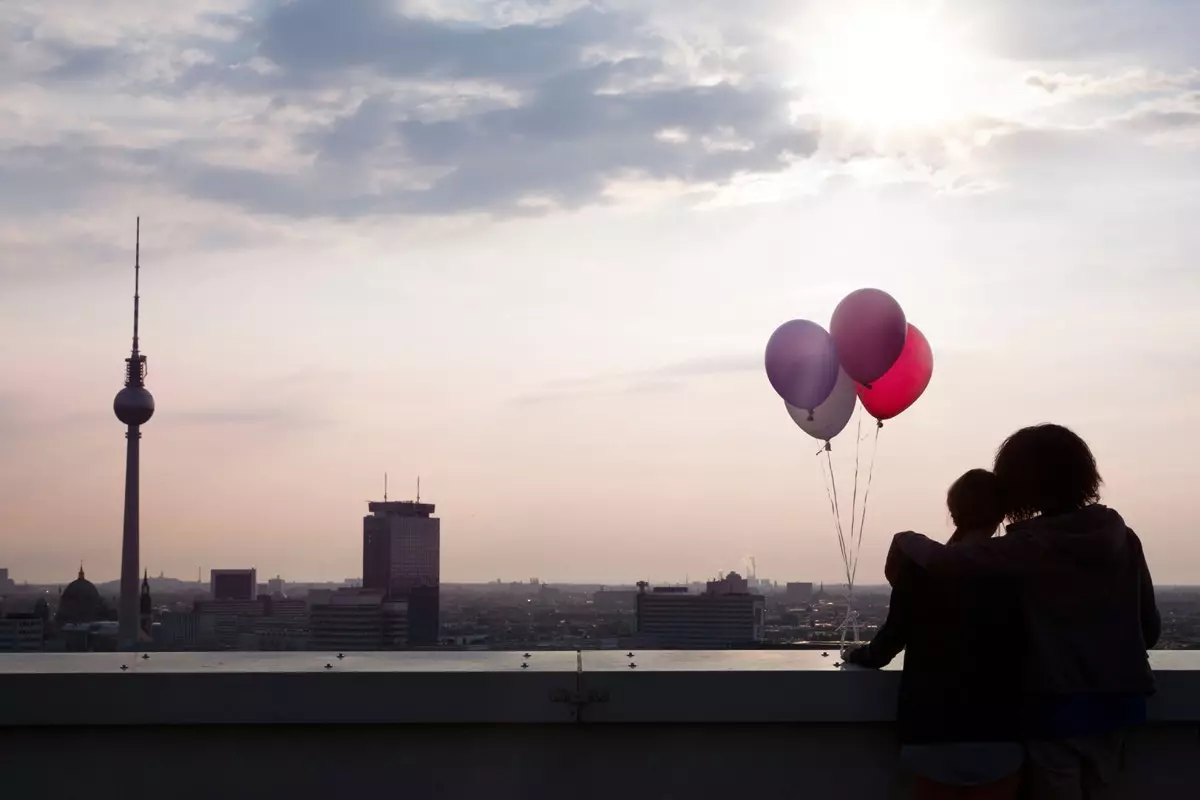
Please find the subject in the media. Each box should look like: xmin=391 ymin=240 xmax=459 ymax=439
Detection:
xmin=1023 ymin=69 xmax=1199 ymax=98
xmin=170 ymin=406 xmax=327 ymax=429
xmin=1104 ymin=91 xmax=1200 ymax=139
xmin=165 ymin=369 xmax=346 ymax=430
xmin=512 ymin=351 xmax=758 ymax=404
xmin=650 ymin=354 xmax=759 ymax=378
xmin=1 ymin=0 xmax=1197 ymax=248
xmin=170 ymin=4 xmax=819 ymax=216
xmin=975 ymin=0 xmax=1200 ymax=63
xmin=255 ymin=1 xmax=619 ymax=86
xmin=0 ymin=0 xmax=818 ymax=222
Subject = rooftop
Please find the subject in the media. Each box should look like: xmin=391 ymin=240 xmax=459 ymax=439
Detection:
xmin=3 ymin=651 xmax=1197 ymax=797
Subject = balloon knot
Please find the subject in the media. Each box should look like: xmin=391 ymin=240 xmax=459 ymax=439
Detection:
xmin=824 ymin=441 xmax=832 ymax=452
xmin=807 ymin=410 xmax=815 ymax=422
xmin=862 ymin=382 xmax=873 ymax=390
xmin=876 ymin=419 xmax=884 ymax=429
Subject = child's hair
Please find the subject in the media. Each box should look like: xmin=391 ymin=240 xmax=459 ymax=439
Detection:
xmin=946 ymin=468 xmax=1004 ymax=540
xmin=993 ymin=424 xmax=1102 ymax=522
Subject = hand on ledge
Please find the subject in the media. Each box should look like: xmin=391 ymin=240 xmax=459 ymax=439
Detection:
xmin=843 ymin=645 xmax=876 ymax=669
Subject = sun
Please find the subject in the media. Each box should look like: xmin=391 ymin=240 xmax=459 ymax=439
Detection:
xmin=798 ymin=5 xmax=975 ymax=130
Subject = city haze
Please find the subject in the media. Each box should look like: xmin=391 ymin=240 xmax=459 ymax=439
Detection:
xmin=2 ymin=1 xmax=1199 ymax=585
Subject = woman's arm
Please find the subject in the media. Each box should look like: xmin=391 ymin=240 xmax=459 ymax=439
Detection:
xmin=889 ymin=529 xmax=1048 ymax=579
xmin=1130 ymin=530 xmax=1160 ymax=649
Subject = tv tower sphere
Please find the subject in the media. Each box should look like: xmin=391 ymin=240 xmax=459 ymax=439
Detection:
xmin=114 ymin=386 xmax=155 ymax=426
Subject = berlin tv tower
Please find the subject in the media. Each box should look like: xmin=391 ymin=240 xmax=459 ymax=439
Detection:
xmin=113 ymin=218 xmax=155 ymax=650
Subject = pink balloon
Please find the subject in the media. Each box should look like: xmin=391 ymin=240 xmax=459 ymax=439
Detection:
xmin=830 ymin=289 xmax=907 ymax=385
xmin=856 ymin=323 xmax=933 ymax=422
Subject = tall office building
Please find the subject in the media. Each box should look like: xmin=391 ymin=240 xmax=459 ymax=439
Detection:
xmin=785 ymin=582 xmax=814 ymax=605
xmin=210 ymin=569 xmax=257 ymax=601
xmin=363 ymin=498 xmax=440 ymax=645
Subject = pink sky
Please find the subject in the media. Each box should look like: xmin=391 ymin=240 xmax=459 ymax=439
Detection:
xmin=2 ymin=1 xmax=1199 ymax=585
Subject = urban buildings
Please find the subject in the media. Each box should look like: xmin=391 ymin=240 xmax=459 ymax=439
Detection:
xmin=193 ymin=594 xmax=307 ymax=649
xmin=0 ymin=615 xmax=44 ymax=652
xmin=363 ymin=499 xmax=440 ymax=645
xmin=210 ymin=569 xmax=257 ymax=601
xmin=155 ymin=612 xmax=199 ymax=650
xmin=592 ymin=589 xmax=639 ymax=610
xmin=635 ymin=572 xmax=766 ymax=649
xmin=0 ymin=568 xmax=14 ymax=592
xmin=308 ymin=588 xmax=407 ymax=651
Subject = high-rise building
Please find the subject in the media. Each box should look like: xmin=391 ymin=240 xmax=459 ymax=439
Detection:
xmin=308 ymin=588 xmax=407 ymax=651
xmin=0 ymin=568 xmax=13 ymax=592
xmin=363 ymin=499 xmax=440 ymax=645
xmin=635 ymin=572 xmax=766 ymax=649
xmin=785 ymin=582 xmax=814 ymax=605
xmin=113 ymin=219 xmax=155 ymax=650
xmin=210 ymin=569 xmax=257 ymax=601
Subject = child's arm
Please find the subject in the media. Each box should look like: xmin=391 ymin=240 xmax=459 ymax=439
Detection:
xmin=846 ymin=583 xmax=910 ymax=668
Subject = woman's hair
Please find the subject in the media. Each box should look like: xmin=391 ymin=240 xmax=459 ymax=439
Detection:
xmin=946 ymin=468 xmax=1003 ymax=540
xmin=993 ymin=423 xmax=1102 ymax=522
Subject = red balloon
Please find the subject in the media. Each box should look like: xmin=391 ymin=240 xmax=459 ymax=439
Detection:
xmin=856 ymin=323 xmax=933 ymax=421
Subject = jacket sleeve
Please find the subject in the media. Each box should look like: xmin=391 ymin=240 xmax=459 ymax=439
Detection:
xmin=890 ymin=529 xmax=1049 ymax=578
xmin=1129 ymin=530 xmax=1160 ymax=649
xmin=848 ymin=584 xmax=909 ymax=668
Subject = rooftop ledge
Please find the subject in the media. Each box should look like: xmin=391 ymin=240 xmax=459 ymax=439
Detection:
xmin=3 ymin=650 xmax=1198 ymax=726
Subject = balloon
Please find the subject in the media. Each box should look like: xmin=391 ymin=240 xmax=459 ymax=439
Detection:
xmin=764 ymin=320 xmax=840 ymax=413
xmin=856 ymin=323 xmax=933 ymax=421
xmin=830 ymin=289 xmax=908 ymax=385
xmin=787 ymin=368 xmax=858 ymax=443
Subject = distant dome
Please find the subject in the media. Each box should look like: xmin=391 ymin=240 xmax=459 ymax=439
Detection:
xmin=114 ymin=386 xmax=155 ymax=425
xmin=57 ymin=567 xmax=102 ymax=625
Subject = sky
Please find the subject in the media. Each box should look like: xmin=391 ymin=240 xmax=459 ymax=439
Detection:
xmin=2 ymin=0 xmax=1199 ymax=586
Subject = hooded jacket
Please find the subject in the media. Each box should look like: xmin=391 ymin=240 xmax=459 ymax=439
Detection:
xmin=888 ymin=506 xmax=1159 ymax=701
xmin=847 ymin=532 xmax=1024 ymax=745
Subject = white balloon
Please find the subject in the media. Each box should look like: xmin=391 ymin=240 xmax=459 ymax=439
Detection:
xmin=786 ymin=368 xmax=858 ymax=443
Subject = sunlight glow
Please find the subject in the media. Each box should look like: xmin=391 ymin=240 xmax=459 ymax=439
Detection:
xmin=801 ymin=5 xmax=976 ymax=130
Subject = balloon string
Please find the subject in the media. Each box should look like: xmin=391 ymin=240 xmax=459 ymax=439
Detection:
xmin=820 ymin=449 xmax=853 ymax=592
xmin=848 ymin=415 xmax=863 ymax=581
xmin=819 ymin=450 xmax=850 ymax=587
xmin=849 ymin=423 xmax=882 ymax=589
xmin=825 ymin=448 xmax=854 ymax=590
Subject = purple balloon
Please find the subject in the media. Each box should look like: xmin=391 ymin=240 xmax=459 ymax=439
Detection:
xmin=830 ymin=288 xmax=907 ymax=386
xmin=765 ymin=320 xmax=840 ymax=412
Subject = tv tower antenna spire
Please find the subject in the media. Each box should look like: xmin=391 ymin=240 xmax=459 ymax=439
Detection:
xmin=132 ymin=217 xmax=141 ymax=355
xmin=114 ymin=217 xmax=156 ymax=650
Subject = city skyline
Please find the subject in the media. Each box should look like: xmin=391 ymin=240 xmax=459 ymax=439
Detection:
xmin=3 ymin=1 xmax=1200 ymax=585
